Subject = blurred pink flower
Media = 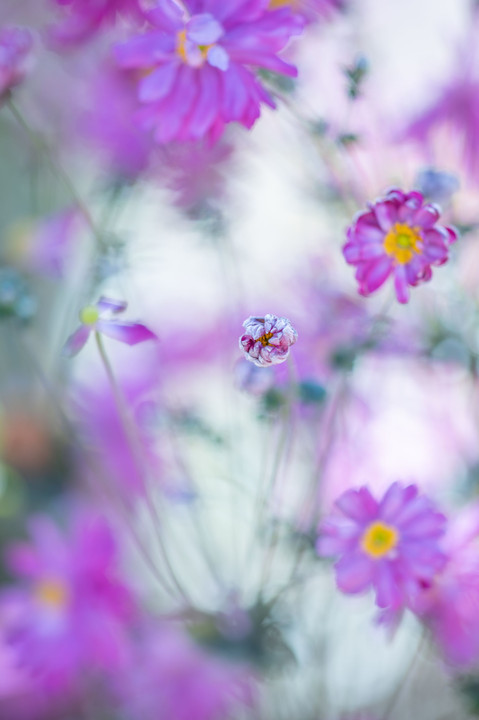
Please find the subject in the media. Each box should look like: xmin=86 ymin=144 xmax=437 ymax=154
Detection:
xmin=63 ymin=296 xmax=156 ymax=357
xmin=240 ymin=314 xmax=298 ymax=367
xmin=114 ymin=625 xmax=254 ymax=720
xmin=114 ymin=0 xmax=304 ymax=143
xmin=343 ymin=188 xmax=458 ymax=304
xmin=317 ymin=482 xmax=447 ymax=611
xmin=416 ymin=503 xmax=479 ymax=668
xmin=0 ymin=26 xmax=33 ymax=99
xmin=30 ymin=208 xmax=83 ymax=278
xmin=4 ymin=511 xmax=135 ymax=694
xmin=49 ymin=0 xmax=143 ymax=48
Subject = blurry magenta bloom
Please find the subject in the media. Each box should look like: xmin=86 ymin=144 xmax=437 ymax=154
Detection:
xmin=317 ymin=482 xmax=447 ymax=611
xmin=114 ymin=625 xmax=254 ymax=720
xmin=414 ymin=168 xmax=460 ymax=206
xmin=4 ymin=511 xmax=135 ymax=693
xmin=240 ymin=314 xmax=298 ymax=367
xmin=343 ymin=189 xmax=458 ymax=304
xmin=0 ymin=26 xmax=33 ymax=99
xmin=115 ymin=0 xmax=304 ymax=143
xmin=416 ymin=503 xmax=479 ymax=668
xmin=24 ymin=208 xmax=84 ymax=279
xmin=63 ymin=296 xmax=156 ymax=357
xmin=49 ymin=0 xmax=142 ymax=48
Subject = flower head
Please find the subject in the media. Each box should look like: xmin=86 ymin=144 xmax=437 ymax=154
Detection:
xmin=0 ymin=26 xmax=33 ymax=99
xmin=240 ymin=314 xmax=297 ymax=367
xmin=343 ymin=188 xmax=458 ymax=304
xmin=317 ymin=482 xmax=447 ymax=611
xmin=63 ymin=296 xmax=156 ymax=357
xmin=4 ymin=511 xmax=135 ymax=693
xmin=114 ymin=0 xmax=304 ymax=143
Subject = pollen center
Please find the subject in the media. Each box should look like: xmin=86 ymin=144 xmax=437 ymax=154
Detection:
xmin=258 ymin=332 xmax=274 ymax=347
xmin=383 ymin=223 xmax=422 ymax=265
xmin=176 ymin=29 xmax=212 ymax=66
xmin=80 ymin=305 xmax=99 ymax=326
xmin=34 ymin=579 xmax=69 ymax=609
xmin=361 ymin=521 xmax=398 ymax=559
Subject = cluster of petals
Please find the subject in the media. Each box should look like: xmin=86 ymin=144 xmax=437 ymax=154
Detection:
xmin=269 ymin=0 xmax=346 ymax=22
xmin=343 ymin=189 xmax=458 ymax=304
xmin=49 ymin=0 xmax=142 ymax=48
xmin=63 ymin=296 xmax=156 ymax=357
xmin=240 ymin=314 xmax=298 ymax=367
xmin=317 ymin=482 xmax=447 ymax=611
xmin=3 ymin=512 xmax=135 ymax=692
xmin=114 ymin=0 xmax=304 ymax=143
xmin=0 ymin=26 xmax=33 ymax=99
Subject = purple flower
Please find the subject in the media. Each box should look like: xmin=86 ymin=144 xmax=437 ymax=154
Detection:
xmin=63 ymin=296 xmax=156 ymax=357
xmin=114 ymin=0 xmax=304 ymax=143
xmin=3 ymin=511 xmax=135 ymax=693
xmin=49 ymin=0 xmax=143 ymax=48
xmin=269 ymin=0 xmax=346 ymax=22
xmin=0 ymin=26 xmax=33 ymax=99
xmin=317 ymin=482 xmax=447 ymax=611
xmin=343 ymin=188 xmax=458 ymax=304
xmin=240 ymin=314 xmax=297 ymax=367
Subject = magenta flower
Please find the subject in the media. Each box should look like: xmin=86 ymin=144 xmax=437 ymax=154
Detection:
xmin=343 ymin=189 xmax=458 ymax=304
xmin=63 ymin=296 xmax=156 ymax=357
xmin=415 ymin=504 xmax=479 ymax=668
xmin=317 ymin=482 xmax=447 ymax=611
xmin=240 ymin=314 xmax=298 ymax=367
xmin=114 ymin=0 xmax=304 ymax=143
xmin=0 ymin=26 xmax=33 ymax=99
xmin=49 ymin=0 xmax=142 ymax=48
xmin=3 ymin=511 xmax=135 ymax=693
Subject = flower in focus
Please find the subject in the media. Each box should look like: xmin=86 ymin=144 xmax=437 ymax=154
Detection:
xmin=343 ymin=188 xmax=458 ymax=304
xmin=415 ymin=503 xmax=479 ymax=668
xmin=317 ymin=482 xmax=447 ymax=610
xmin=3 ymin=511 xmax=135 ymax=693
xmin=114 ymin=0 xmax=304 ymax=143
xmin=63 ymin=296 xmax=156 ymax=357
xmin=240 ymin=314 xmax=298 ymax=367
xmin=49 ymin=0 xmax=142 ymax=48
xmin=0 ymin=26 xmax=33 ymax=99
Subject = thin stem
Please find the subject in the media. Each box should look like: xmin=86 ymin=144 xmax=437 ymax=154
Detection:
xmin=94 ymin=332 xmax=192 ymax=605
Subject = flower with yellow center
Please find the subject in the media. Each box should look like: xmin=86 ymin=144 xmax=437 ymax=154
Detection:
xmin=361 ymin=521 xmax=399 ymax=559
xmin=383 ymin=222 xmax=422 ymax=265
xmin=34 ymin=579 xmax=69 ymax=609
xmin=177 ymin=29 xmax=213 ymax=66
xmin=258 ymin=331 xmax=274 ymax=347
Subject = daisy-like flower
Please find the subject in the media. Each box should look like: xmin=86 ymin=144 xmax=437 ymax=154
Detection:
xmin=114 ymin=0 xmax=304 ymax=144
xmin=240 ymin=314 xmax=297 ymax=367
xmin=317 ymin=482 xmax=447 ymax=611
xmin=343 ymin=189 xmax=458 ymax=304
xmin=0 ymin=26 xmax=33 ymax=100
xmin=63 ymin=297 xmax=156 ymax=357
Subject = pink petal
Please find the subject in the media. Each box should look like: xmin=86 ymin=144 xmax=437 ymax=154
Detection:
xmin=97 ymin=297 xmax=128 ymax=314
xmin=96 ymin=319 xmax=156 ymax=345
xmin=139 ymin=62 xmax=178 ymax=102
xmin=62 ymin=325 xmax=91 ymax=357
xmin=336 ymin=486 xmax=377 ymax=522
xmin=374 ymin=560 xmax=399 ymax=608
xmin=335 ymin=552 xmax=374 ymax=594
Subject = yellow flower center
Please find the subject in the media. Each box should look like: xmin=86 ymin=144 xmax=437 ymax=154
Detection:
xmin=176 ymin=29 xmax=213 ymax=65
xmin=269 ymin=0 xmax=296 ymax=7
xmin=34 ymin=579 xmax=69 ymax=609
xmin=383 ymin=222 xmax=422 ymax=265
xmin=80 ymin=305 xmax=99 ymax=326
xmin=258 ymin=331 xmax=274 ymax=347
xmin=361 ymin=521 xmax=399 ymax=559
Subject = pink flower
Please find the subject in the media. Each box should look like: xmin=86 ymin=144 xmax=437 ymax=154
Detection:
xmin=240 ymin=314 xmax=298 ymax=367
xmin=49 ymin=0 xmax=143 ymax=48
xmin=317 ymin=482 xmax=447 ymax=611
xmin=0 ymin=26 xmax=33 ymax=99
xmin=114 ymin=0 xmax=304 ymax=143
xmin=415 ymin=504 xmax=479 ymax=668
xmin=4 ymin=511 xmax=135 ymax=693
xmin=63 ymin=296 xmax=156 ymax=357
xmin=343 ymin=189 xmax=458 ymax=304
